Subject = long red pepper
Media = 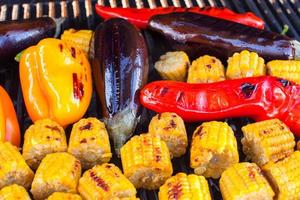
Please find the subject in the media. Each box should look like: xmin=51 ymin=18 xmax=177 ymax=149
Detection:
xmin=140 ymin=76 xmax=300 ymax=136
xmin=95 ymin=6 xmax=265 ymax=29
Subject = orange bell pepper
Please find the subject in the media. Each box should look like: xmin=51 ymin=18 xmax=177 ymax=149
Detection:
xmin=0 ymin=86 xmax=20 ymax=146
xmin=19 ymin=38 xmax=92 ymax=127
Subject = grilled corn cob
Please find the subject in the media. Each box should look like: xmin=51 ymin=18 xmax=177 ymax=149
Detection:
xmin=262 ymin=151 xmax=300 ymax=200
xmin=241 ymin=118 xmax=295 ymax=166
xmin=0 ymin=142 xmax=34 ymax=190
xmin=22 ymin=119 xmax=67 ymax=170
xmin=267 ymin=60 xmax=300 ymax=84
xmin=148 ymin=112 xmax=187 ymax=158
xmin=47 ymin=192 xmax=82 ymax=200
xmin=78 ymin=163 xmax=137 ymax=200
xmin=61 ymin=29 xmax=93 ymax=56
xmin=68 ymin=117 xmax=112 ymax=170
xmin=120 ymin=134 xmax=173 ymax=189
xmin=187 ymin=55 xmax=225 ymax=83
xmin=154 ymin=51 xmax=190 ymax=81
xmin=31 ymin=152 xmax=81 ymax=200
xmin=190 ymin=121 xmax=239 ymax=179
xmin=0 ymin=184 xmax=31 ymax=200
xmin=220 ymin=162 xmax=274 ymax=200
xmin=226 ymin=50 xmax=266 ymax=79
xmin=159 ymin=173 xmax=211 ymax=200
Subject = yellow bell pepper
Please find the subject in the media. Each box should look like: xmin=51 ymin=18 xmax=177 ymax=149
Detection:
xmin=19 ymin=38 xmax=92 ymax=127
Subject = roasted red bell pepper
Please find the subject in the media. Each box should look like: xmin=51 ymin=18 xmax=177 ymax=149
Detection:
xmin=95 ymin=6 xmax=265 ymax=29
xmin=140 ymin=76 xmax=300 ymax=136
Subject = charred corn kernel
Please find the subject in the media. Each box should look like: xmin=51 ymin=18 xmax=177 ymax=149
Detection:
xmin=241 ymin=118 xmax=295 ymax=166
xmin=0 ymin=142 xmax=34 ymax=190
xmin=159 ymin=173 xmax=211 ymax=200
xmin=0 ymin=184 xmax=31 ymax=200
xmin=22 ymin=119 xmax=67 ymax=170
xmin=220 ymin=162 xmax=274 ymax=200
xmin=31 ymin=152 xmax=81 ymax=200
xmin=78 ymin=163 xmax=137 ymax=200
xmin=148 ymin=112 xmax=187 ymax=158
xmin=120 ymin=134 xmax=173 ymax=189
xmin=47 ymin=192 xmax=82 ymax=200
xmin=226 ymin=50 xmax=265 ymax=79
xmin=61 ymin=29 xmax=93 ymax=56
xmin=297 ymin=141 xmax=300 ymax=150
xmin=154 ymin=51 xmax=190 ymax=81
xmin=190 ymin=121 xmax=239 ymax=179
xmin=267 ymin=60 xmax=300 ymax=84
xmin=187 ymin=55 xmax=225 ymax=83
xmin=262 ymin=151 xmax=300 ymax=200
xmin=68 ymin=117 xmax=112 ymax=170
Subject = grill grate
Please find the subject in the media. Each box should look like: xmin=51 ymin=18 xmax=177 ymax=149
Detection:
xmin=0 ymin=1 xmax=300 ymax=200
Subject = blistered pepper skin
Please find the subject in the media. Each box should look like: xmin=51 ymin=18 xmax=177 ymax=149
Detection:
xmin=20 ymin=38 xmax=92 ymax=127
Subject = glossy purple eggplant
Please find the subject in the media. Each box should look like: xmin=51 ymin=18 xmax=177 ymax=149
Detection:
xmin=92 ymin=18 xmax=149 ymax=155
xmin=148 ymin=12 xmax=300 ymax=61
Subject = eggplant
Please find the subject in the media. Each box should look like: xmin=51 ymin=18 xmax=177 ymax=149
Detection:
xmin=0 ymin=17 xmax=57 ymax=63
xmin=92 ymin=18 xmax=149 ymax=155
xmin=148 ymin=12 xmax=300 ymax=61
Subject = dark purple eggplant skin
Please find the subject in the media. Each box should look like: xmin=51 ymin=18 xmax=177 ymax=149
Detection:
xmin=148 ymin=12 xmax=297 ymax=61
xmin=0 ymin=17 xmax=56 ymax=63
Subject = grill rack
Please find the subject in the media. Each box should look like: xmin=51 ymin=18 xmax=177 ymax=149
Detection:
xmin=0 ymin=0 xmax=300 ymax=199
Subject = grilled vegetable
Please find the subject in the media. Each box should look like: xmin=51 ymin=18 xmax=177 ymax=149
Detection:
xmin=47 ymin=192 xmax=82 ymax=200
xmin=0 ymin=142 xmax=34 ymax=189
xmin=120 ymin=134 xmax=173 ymax=189
xmin=226 ymin=50 xmax=266 ymax=79
xmin=78 ymin=163 xmax=137 ymax=200
xmin=187 ymin=55 xmax=225 ymax=83
xmin=159 ymin=173 xmax=211 ymax=200
xmin=0 ymin=184 xmax=31 ymax=200
xmin=154 ymin=51 xmax=190 ymax=81
xmin=148 ymin=12 xmax=300 ymax=61
xmin=267 ymin=60 xmax=300 ymax=84
xmin=0 ymin=86 xmax=20 ymax=147
xmin=190 ymin=121 xmax=238 ymax=179
xmin=95 ymin=6 xmax=265 ymax=29
xmin=140 ymin=76 xmax=300 ymax=137
xmin=148 ymin=112 xmax=187 ymax=158
xmin=31 ymin=152 xmax=81 ymax=200
xmin=92 ymin=18 xmax=149 ymax=155
xmin=220 ymin=162 xmax=274 ymax=200
xmin=298 ymin=141 xmax=300 ymax=150
xmin=241 ymin=118 xmax=295 ymax=166
xmin=68 ymin=117 xmax=112 ymax=170
xmin=262 ymin=151 xmax=300 ymax=200
xmin=19 ymin=38 xmax=92 ymax=127
xmin=61 ymin=29 xmax=93 ymax=56
xmin=22 ymin=119 xmax=67 ymax=170
xmin=0 ymin=17 xmax=57 ymax=63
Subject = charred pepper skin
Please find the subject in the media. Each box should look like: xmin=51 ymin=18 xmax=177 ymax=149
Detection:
xmin=148 ymin=12 xmax=300 ymax=61
xmin=140 ymin=76 xmax=300 ymax=137
xmin=92 ymin=18 xmax=149 ymax=155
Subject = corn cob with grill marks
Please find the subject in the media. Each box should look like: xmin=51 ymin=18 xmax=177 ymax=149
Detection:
xmin=0 ymin=142 xmax=34 ymax=190
xmin=187 ymin=55 xmax=225 ymax=83
xmin=262 ymin=151 xmax=300 ymax=200
xmin=267 ymin=60 xmax=300 ymax=84
xmin=22 ymin=119 xmax=67 ymax=170
xmin=120 ymin=134 xmax=173 ymax=189
xmin=154 ymin=51 xmax=190 ymax=81
xmin=31 ymin=152 xmax=81 ymax=200
xmin=159 ymin=173 xmax=211 ymax=200
xmin=241 ymin=118 xmax=295 ymax=166
xmin=78 ymin=163 xmax=137 ymax=200
xmin=68 ymin=117 xmax=112 ymax=170
xmin=190 ymin=121 xmax=239 ymax=179
xmin=47 ymin=192 xmax=82 ymax=200
xmin=220 ymin=162 xmax=274 ymax=200
xmin=148 ymin=112 xmax=187 ymax=158
xmin=226 ymin=50 xmax=265 ymax=79
xmin=0 ymin=184 xmax=31 ymax=200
